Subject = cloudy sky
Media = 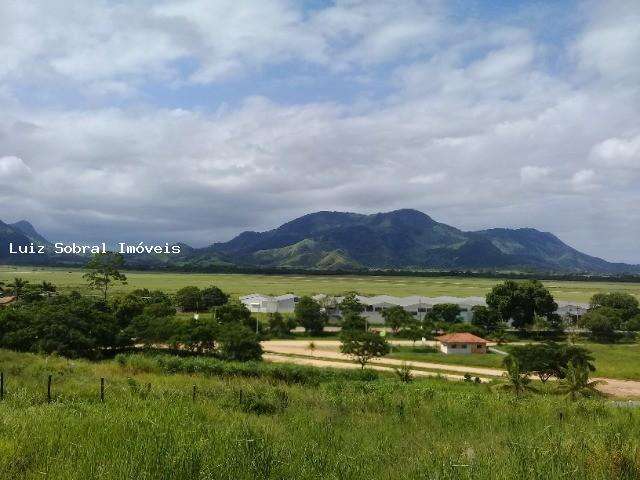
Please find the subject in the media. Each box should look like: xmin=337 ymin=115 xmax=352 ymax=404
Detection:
xmin=0 ymin=0 xmax=639 ymax=263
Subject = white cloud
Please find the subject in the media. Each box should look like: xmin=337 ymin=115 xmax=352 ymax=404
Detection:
xmin=570 ymin=169 xmax=597 ymax=191
xmin=0 ymin=156 xmax=31 ymax=180
xmin=0 ymin=1 xmax=639 ymax=263
xmin=590 ymin=135 xmax=640 ymax=168
xmin=573 ymin=0 xmax=640 ymax=83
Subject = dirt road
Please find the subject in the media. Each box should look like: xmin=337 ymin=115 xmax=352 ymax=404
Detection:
xmin=264 ymin=353 xmax=491 ymax=382
xmin=262 ymin=340 xmax=640 ymax=398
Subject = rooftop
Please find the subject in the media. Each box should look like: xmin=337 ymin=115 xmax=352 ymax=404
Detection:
xmin=436 ymin=333 xmax=488 ymax=344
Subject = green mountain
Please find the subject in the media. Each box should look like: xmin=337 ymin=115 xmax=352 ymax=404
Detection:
xmin=9 ymin=220 xmax=51 ymax=246
xmin=1 ymin=210 xmax=638 ymax=274
xmin=204 ymin=209 xmax=640 ymax=274
xmin=0 ymin=221 xmax=33 ymax=260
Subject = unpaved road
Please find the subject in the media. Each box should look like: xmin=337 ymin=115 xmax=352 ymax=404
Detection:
xmin=264 ymin=353 xmax=491 ymax=382
xmin=262 ymin=340 xmax=640 ymax=398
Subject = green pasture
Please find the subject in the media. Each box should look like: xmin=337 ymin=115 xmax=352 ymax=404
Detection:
xmin=2 ymin=265 xmax=639 ymax=302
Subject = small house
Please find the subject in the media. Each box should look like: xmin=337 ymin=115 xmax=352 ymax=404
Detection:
xmin=436 ymin=333 xmax=488 ymax=355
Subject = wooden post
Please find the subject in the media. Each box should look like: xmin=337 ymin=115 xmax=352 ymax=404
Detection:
xmin=192 ymin=384 xmax=196 ymax=402
xmin=0 ymin=372 xmax=4 ymax=400
xmin=47 ymin=375 xmax=52 ymax=403
xmin=100 ymin=377 xmax=105 ymax=402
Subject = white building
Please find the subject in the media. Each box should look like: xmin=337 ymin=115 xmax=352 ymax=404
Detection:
xmin=556 ymin=301 xmax=589 ymax=324
xmin=436 ymin=333 xmax=488 ymax=354
xmin=240 ymin=293 xmax=299 ymax=313
xmin=239 ymin=293 xmax=589 ymax=325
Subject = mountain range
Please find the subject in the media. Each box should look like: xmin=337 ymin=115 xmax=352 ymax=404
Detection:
xmin=1 ymin=210 xmax=639 ymax=274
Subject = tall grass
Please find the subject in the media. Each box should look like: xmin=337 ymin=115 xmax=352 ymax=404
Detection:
xmin=0 ymin=349 xmax=639 ymax=479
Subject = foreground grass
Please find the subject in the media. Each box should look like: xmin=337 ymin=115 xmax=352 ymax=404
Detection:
xmin=0 ymin=350 xmax=639 ymax=479
xmin=2 ymin=265 xmax=639 ymax=301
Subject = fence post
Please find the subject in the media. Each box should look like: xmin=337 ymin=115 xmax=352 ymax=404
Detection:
xmin=47 ymin=375 xmax=52 ymax=403
xmin=192 ymin=384 xmax=196 ymax=402
xmin=0 ymin=372 xmax=4 ymax=400
xmin=100 ymin=377 xmax=105 ymax=402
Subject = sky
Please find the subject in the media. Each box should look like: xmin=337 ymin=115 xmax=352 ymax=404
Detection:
xmin=0 ymin=0 xmax=639 ymax=263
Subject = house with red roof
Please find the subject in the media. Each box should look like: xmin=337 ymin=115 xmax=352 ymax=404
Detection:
xmin=436 ymin=333 xmax=488 ymax=355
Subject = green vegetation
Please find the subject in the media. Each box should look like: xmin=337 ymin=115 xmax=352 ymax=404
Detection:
xmin=2 ymin=265 xmax=639 ymax=302
xmin=388 ymin=342 xmax=640 ymax=381
xmin=388 ymin=346 xmax=506 ymax=369
xmin=1 ymin=349 xmax=640 ymax=479
xmin=580 ymin=292 xmax=640 ymax=341
xmin=340 ymin=330 xmax=390 ymax=368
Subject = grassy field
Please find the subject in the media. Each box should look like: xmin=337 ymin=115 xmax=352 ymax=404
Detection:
xmin=2 ymin=265 xmax=639 ymax=302
xmin=388 ymin=342 xmax=640 ymax=380
xmin=1 ymin=349 xmax=640 ymax=479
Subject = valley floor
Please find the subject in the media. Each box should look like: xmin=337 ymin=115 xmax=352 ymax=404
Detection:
xmin=2 ymin=266 xmax=640 ymax=302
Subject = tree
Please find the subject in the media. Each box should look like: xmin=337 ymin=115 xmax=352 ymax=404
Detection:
xmin=0 ymin=294 xmax=128 ymax=358
xmin=184 ymin=315 xmax=219 ymax=353
xmin=6 ymin=277 xmax=29 ymax=299
xmin=382 ymin=305 xmax=412 ymax=334
xmin=507 ymin=343 xmax=595 ymax=382
xmin=126 ymin=314 xmax=180 ymax=348
xmin=496 ymin=356 xmax=537 ymax=395
xmin=471 ymin=305 xmax=502 ymax=334
xmin=486 ymin=280 xmax=557 ymax=329
xmin=174 ymin=286 xmax=202 ymax=312
xmin=112 ymin=293 xmax=146 ymax=328
xmin=217 ymin=324 xmax=263 ymax=361
xmin=340 ymin=330 xmax=389 ymax=368
xmin=557 ymin=360 xmax=602 ymax=400
xmin=579 ymin=308 xmax=620 ymax=341
xmin=403 ymin=318 xmax=425 ymax=345
xmin=342 ymin=312 xmax=367 ymax=332
xmin=431 ymin=303 xmax=462 ymax=323
xmin=201 ymin=286 xmax=229 ymax=309
xmin=339 ymin=292 xmax=364 ymax=316
xmin=267 ymin=312 xmax=297 ymax=337
xmin=83 ymin=253 xmax=127 ymax=302
xmin=40 ymin=281 xmax=57 ymax=296
xmin=295 ymin=296 xmax=326 ymax=335
xmin=213 ymin=303 xmax=256 ymax=331
xmin=590 ymin=292 xmax=639 ymax=322
xmin=624 ymin=315 xmax=640 ymax=332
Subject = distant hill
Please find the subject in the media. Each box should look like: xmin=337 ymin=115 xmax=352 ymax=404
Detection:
xmin=0 ymin=220 xmax=77 ymax=265
xmin=203 ymin=209 xmax=640 ymax=274
xmin=9 ymin=220 xmax=51 ymax=246
xmin=0 ymin=220 xmax=34 ymax=260
xmin=1 ymin=209 xmax=639 ymax=274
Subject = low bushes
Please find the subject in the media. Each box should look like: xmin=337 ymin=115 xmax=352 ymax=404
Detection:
xmin=115 ymin=353 xmax=380 ymax=385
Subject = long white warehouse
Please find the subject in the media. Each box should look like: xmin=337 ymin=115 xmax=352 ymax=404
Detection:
xmin=239 ymin=293 xmax=588 ymax=325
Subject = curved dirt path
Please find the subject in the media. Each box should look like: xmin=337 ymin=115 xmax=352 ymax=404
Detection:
xmin=262 ymin=340 xmax=640 ymax=398
xmin=263 ymin=341 xmax=503 ymax=377
xmin=264 ymin=353 xmax=491 ymax=382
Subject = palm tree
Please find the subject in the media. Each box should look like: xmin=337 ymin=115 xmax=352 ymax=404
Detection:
xmin=557 ymin=360 xmax=602 ymax=401
xmin=495 ymin=356 xmax=537 ymax=395
xmin=7 ymin=277 xmax=29 ymax=299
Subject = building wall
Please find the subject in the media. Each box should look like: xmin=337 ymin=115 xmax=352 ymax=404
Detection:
xmin=440 ymin=342 xmax=486 ymax=354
